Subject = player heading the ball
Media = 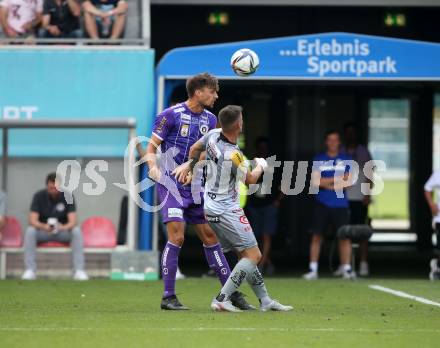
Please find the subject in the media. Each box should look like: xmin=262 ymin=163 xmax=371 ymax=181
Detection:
xmin=173 ymin=105 xmax=293 ymax=312
xmin=143 ymin=73 xmax=253 ymax=311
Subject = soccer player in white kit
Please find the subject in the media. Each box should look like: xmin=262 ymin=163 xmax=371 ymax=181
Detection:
xmin=173 ymin=105 xmax=293 ymax=312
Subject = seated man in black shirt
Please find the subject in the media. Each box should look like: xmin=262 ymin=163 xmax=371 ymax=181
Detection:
xmin=22 ymin=173 xmax=88 ymax=280
xmin=82 ymin=0 xmax=128 ymax=39
xmin=40 ymin=0 xmax=82 ymax=38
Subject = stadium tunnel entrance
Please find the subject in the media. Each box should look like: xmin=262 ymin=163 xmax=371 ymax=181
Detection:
xmin=144 ymin=32 xmax=440 ymax=267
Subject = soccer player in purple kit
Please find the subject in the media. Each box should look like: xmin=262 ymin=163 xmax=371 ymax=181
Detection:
xmin=144 ymin=73 xmax=253 ymax=310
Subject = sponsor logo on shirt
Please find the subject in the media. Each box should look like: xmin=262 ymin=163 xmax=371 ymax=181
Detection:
xmin=180 ymin=113 xmax=191 ymax=123
xmin=244 ymin=225 xmax=253 ymax=232
xmin=180 ymin=124 xmax=189 ymax=137
xmin=173 ymin=107 xmax=185 ymax=113
xmin=207 ymin=192 xmax=217 ymax=200
xmin=168 ymin=208 xmax=183 ymax=218
xmin=205 ymin=215 xmax=220 ymax=223
xmin=239 ymin=215 xmax=249 ymax=224
xmin=156 ymin=116 xmax=167 ymax=133
xmin=319 ymin=159 xmax=347 ymax=172
xmin=207 ymin=141 xmax=221 ymax=161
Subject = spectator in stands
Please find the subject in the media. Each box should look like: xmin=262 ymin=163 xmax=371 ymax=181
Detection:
xmin=82 ymin=0 xmax=128 ymax=40
xmin=246 ymin=137 xmax=284 ymax=276
xmin=0 ymin=190 xmax=6 ymax=241
xmin=303 ymin=130 xmax=354 ymax=280
xmin=0 ymin=0 xmax=43 ymax=40
xmin=424 ymin=172 xmax=440 ymax=281
xmin=22 ymin=173 xmax=88 ymax=281
xmin=341 ymin=122 xmax=373 ymax=277
xmin=39 ymin=0 xmax=82 ymax=38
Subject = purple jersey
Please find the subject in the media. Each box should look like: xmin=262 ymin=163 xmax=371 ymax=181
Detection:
xmin=152 ymin=102 xmax=217 ymax=191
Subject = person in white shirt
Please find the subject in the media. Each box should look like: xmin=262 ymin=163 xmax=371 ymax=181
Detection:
xmin=0 ymin=0 xmax=43 ymax=39
xmin=424 ymin=171 xmax=440 ymax=281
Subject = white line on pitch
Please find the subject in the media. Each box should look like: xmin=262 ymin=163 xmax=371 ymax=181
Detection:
xmin=1 ymin=327 xmax=440 ymax=333
xmin=369 ymin=284 xmax=440 ymax=308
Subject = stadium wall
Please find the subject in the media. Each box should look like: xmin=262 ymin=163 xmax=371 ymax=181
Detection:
xmin=0 ymin=47 xmax=156 ymax=249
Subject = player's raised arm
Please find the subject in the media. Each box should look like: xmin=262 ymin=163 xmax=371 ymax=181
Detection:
xmin=230 ymin=149 xmax=266 ymax=185
xmin=245 ymin=158 xmax=268 ymax=185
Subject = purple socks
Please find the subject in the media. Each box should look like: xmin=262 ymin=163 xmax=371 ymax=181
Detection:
xmin=203 ymin=243 xmax=231 ymax=286
xmin=161 ymin=242 xmax=231 ymax=298
xmin=162 ymin=241 xmax=181 ymax=298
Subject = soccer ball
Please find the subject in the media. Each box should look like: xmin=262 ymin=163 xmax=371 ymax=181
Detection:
xmin=230 ymin=48 xmax=260 ymax=76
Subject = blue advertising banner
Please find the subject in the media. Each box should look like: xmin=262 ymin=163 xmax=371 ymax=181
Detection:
xmin=157 ymin=32 xmax=440 ymax=80
xmin=0 ymin=47 xmax=155 ymax=157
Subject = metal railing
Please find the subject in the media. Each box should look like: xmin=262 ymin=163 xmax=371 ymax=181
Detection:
xmin=0 ymin=38 xmax=150 ymax=46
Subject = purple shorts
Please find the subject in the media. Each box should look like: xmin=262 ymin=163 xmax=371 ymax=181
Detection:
xmin=156 ymin=183 xmax=206 ymax=225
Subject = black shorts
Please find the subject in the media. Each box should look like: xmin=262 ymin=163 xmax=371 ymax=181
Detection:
xmin=349 ymin=201 xmax=368 ymax=225
xmin=310 ymin=201 xmax=350 ymax=236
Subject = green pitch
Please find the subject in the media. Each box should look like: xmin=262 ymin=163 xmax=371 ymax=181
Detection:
xmin=370 ymin=179 xmax=409 ymax=219
xmin=1 ymin=278 xmax=439 ymax=348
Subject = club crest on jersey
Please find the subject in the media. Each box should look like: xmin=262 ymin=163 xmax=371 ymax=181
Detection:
xmin=199 ymin=124 xmax=209 ymax=135
xmin=180 ymin=124 xmax=189 ymax=137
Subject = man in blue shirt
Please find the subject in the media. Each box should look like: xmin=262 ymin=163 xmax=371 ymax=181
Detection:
xmin=303 ymin=130 xmax=354 ymax=280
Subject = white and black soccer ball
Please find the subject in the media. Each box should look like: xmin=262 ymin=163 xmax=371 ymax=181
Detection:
xmin=230 ymin=48 xmax=260 ymax=76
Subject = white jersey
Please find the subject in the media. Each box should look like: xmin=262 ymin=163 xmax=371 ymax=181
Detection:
xmin=424 ymin=170 xmax=440 ymax=224
xmin=0 ymin=0 xmax=42 ymax=34
xmin=199 ymin=129 xmax=247 ymax=214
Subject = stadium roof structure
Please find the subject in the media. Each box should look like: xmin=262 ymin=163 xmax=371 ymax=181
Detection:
xmin=157 ymin=32 xmax=440 ymax=85
xmin=144 ymin=32 xmax=440 ymax=251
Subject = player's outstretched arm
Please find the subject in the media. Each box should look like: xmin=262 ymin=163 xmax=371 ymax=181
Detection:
xmin=244 ymin=158 xmax=267 ymax=185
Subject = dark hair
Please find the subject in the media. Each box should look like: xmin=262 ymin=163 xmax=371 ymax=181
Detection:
xmin=324 ymin=129 xmax=340 ymax=140
xmin=46 ymin=172 xmax=57 ymax=184
xmin=186 ymin=73 xmax=219 ymax=98
xmin=219 ymin=105 xmax=243 ymax=132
